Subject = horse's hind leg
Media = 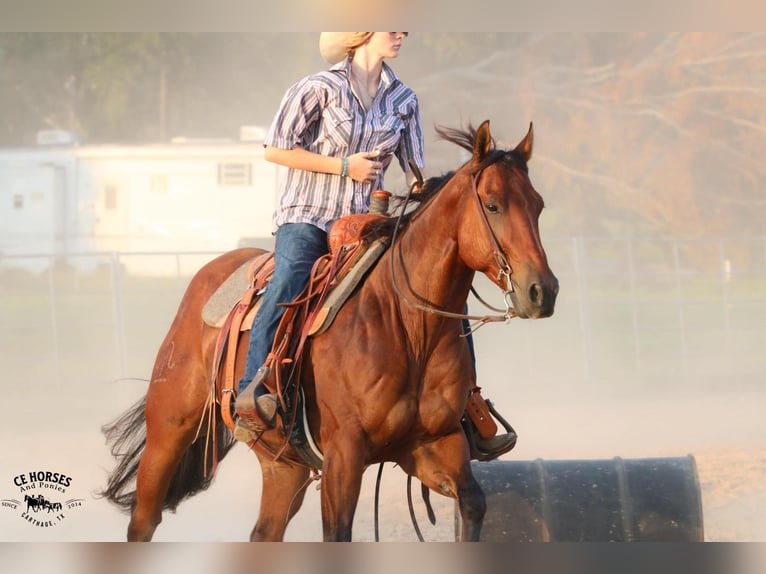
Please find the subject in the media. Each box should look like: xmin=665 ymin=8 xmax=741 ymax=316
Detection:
xmin=127 ymin=416 xmax=199 ymax=540
xmin=128 ymin=365 xmax=208 ymax=541
xmin=404 ymin=432 xmax=486 ymax=541
xmin=128 ymin=438 xmax=194 ymax=540
xmin=251 ymin=453 xmax=311 ymax=541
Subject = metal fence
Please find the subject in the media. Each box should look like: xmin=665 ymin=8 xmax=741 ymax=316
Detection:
xmin=1 ymin=237 xmax=764 ymax=404
xmin=525 ymin=236 xmax=766 ymax=392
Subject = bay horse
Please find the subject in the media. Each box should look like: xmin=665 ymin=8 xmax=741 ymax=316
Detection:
xmin=100 ymin=120 xmax=558 ymax=541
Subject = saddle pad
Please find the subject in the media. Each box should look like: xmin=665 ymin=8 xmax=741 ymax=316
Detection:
xmin=202 ymin=259 xmax=255 ymax=328
xmin=308 ymin=238 xmax=389 ymax=336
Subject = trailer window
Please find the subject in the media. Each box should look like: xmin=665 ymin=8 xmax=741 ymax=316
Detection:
xmin=217 ymin=162 xmax=251 ymax=186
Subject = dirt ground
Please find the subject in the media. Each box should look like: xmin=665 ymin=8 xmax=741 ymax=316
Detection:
xmin=693 ymin=446 xmax=766 ymax=542
xmin=1 ymin=383 xmax=764 ymax=542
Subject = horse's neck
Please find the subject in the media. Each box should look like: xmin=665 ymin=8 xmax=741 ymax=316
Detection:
xmin=394 ymin=175 xmax=476 ymax=313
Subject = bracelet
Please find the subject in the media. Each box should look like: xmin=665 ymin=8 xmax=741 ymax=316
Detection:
xmin=340 ymin=156 xmax=348 ymax=178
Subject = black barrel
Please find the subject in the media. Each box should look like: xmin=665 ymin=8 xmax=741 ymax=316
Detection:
xmin=456 ymin=456 xmax=704 ymax=541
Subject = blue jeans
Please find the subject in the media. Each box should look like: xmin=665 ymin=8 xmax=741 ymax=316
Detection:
xmin=237 ymin=223 xmax=329 ymax=395
xmin=463 ymin=314 xmax=477 ymax=377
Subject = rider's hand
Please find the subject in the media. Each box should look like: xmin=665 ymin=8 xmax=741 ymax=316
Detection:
xmin=346 ymin=150 xmax=383 ymax=184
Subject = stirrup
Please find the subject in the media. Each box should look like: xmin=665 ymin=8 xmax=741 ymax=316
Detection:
xmin=462 ymin=400 xmax=517 ymax=462
xmin=235 ymin=367 xmax=277 ymax=431
xmin=236 ymin=394 xmax=278 ymax=434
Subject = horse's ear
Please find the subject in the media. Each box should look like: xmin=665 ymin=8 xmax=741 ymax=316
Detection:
xmin=473 ymin=120 xmax=492 ymax=162
xmin=513 ymin=122 xmax=534 ymax=163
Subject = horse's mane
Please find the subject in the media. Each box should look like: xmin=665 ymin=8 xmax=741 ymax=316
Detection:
xmin=363 ymin=171 xmax=451 ymax=239
xmin=437 ymin=123 xmax=526 ymax=174
xmin=364 ymin=123 xmax=520 ymax=240
xmin=434 ymin=123 xmax=487 ymax=155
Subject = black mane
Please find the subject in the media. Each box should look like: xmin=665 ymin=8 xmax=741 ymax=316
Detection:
xmin=362 ymin=172 xmax=451 ymax=240
xmin=436 ymin=122 xmax=528 ymax=174
xmin=362 ymin=123 xmax=522 ymax=241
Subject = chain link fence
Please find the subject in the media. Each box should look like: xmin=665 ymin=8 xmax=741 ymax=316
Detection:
xmin=1 ymin=237 xmax=764 ymax=407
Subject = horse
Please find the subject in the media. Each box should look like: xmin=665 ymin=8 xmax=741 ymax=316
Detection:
xmin=100 ymin=120 xmax=558 ymax=542
xmin=24 ymin=494 xmax=41 ymax=513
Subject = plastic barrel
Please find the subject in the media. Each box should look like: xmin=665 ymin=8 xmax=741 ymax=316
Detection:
xmin=455 ymin=456 xmax=704 ymax=541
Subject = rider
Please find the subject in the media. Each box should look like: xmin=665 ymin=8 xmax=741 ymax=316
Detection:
xmin=234 ymin=32 xmax=516 ymax=459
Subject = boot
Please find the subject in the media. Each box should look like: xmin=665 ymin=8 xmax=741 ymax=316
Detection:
xmin=464 ymin=386 xmax=517 ymax=461
xmin=234 ymin=366 xmax=278 ymax=441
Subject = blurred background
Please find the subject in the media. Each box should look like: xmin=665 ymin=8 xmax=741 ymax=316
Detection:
xmin=1 ymin=32 xmax=764 ymax=542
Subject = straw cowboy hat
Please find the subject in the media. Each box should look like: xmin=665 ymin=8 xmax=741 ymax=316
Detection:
xmin=319 ymin=32 xmax=373 ymax=65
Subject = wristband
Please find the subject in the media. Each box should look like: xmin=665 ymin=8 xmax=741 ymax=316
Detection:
xmin=340 ymin=156 xmax=348 ymax=178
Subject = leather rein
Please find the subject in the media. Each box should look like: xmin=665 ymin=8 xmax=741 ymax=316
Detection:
xmin=390 ymin=159 xmax=518 ymax=330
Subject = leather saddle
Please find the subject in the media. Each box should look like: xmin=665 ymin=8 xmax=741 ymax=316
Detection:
xmin=207 ymin=213 xmax=391 ymax=466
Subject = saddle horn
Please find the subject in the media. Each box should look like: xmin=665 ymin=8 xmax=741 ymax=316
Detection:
xmin=408 ymin=159 xmax=424 ymax=189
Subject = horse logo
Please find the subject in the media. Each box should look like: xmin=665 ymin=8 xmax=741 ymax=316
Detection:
xmin=24 ymin=494 xmax=63 ymax=513
xmin=3 ymin=469 xmax=85 ymax=529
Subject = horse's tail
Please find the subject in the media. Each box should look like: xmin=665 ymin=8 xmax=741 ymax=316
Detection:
xmin=98 ymin=395 xmax=236 ymax=513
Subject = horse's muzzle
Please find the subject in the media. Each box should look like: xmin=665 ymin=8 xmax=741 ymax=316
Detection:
xmin=512 ymin=271 xmax=558 ymax=319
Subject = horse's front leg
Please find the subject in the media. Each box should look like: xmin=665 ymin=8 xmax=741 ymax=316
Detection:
xmin=405 ymin=431 xmax=486 ymax=541
xmin=319 ymin=437 xmax=367 ymax=541
xmin=456 ymin=471 xmax=486 ymax=541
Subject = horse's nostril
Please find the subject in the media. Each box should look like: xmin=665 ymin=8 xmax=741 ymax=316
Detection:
xmin=529 ymin=283 xmax=543 ymax=306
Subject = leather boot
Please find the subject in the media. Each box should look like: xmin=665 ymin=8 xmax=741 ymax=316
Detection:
xmin=234 ymin=366 xmax=278 ymax=440
xmin=464 ymin=386 xmax=517 ymax=461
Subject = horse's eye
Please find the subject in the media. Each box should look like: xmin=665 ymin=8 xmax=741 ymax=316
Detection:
xmin=485 ymin=203 xmax=499 ymax=214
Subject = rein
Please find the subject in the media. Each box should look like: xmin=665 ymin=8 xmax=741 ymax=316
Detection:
xmin=389 ymin=165 xmax=517 ymax=330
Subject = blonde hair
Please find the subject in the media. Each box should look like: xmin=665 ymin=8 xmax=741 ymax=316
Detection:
xmin=344 ymin=32 xmax=373 ymax=57
xmin=319 ymin=32 xmax=373 ymax=65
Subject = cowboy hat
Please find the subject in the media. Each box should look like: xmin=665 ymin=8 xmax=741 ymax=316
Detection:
xmin=319 ymin=32 xmax=373 ymax=65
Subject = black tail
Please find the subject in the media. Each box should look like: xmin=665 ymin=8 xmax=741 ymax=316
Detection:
xmin=98 ymin=396 xmax=236 ymax=513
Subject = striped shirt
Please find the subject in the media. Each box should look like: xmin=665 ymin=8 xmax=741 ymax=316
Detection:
xmin=264 ymin=57 xmax=425 ymax=231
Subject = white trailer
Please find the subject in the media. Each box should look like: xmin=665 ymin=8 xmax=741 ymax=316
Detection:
xmin=0 ymin=133 xmax=279 ymax=274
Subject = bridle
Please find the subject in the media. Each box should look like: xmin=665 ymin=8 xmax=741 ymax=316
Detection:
xmin=389 ymin=157 xmax=518 ymax=331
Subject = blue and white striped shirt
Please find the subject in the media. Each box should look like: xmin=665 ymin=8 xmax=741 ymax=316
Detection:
xmin=265 ymin=57 xmax=425 ymax=231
